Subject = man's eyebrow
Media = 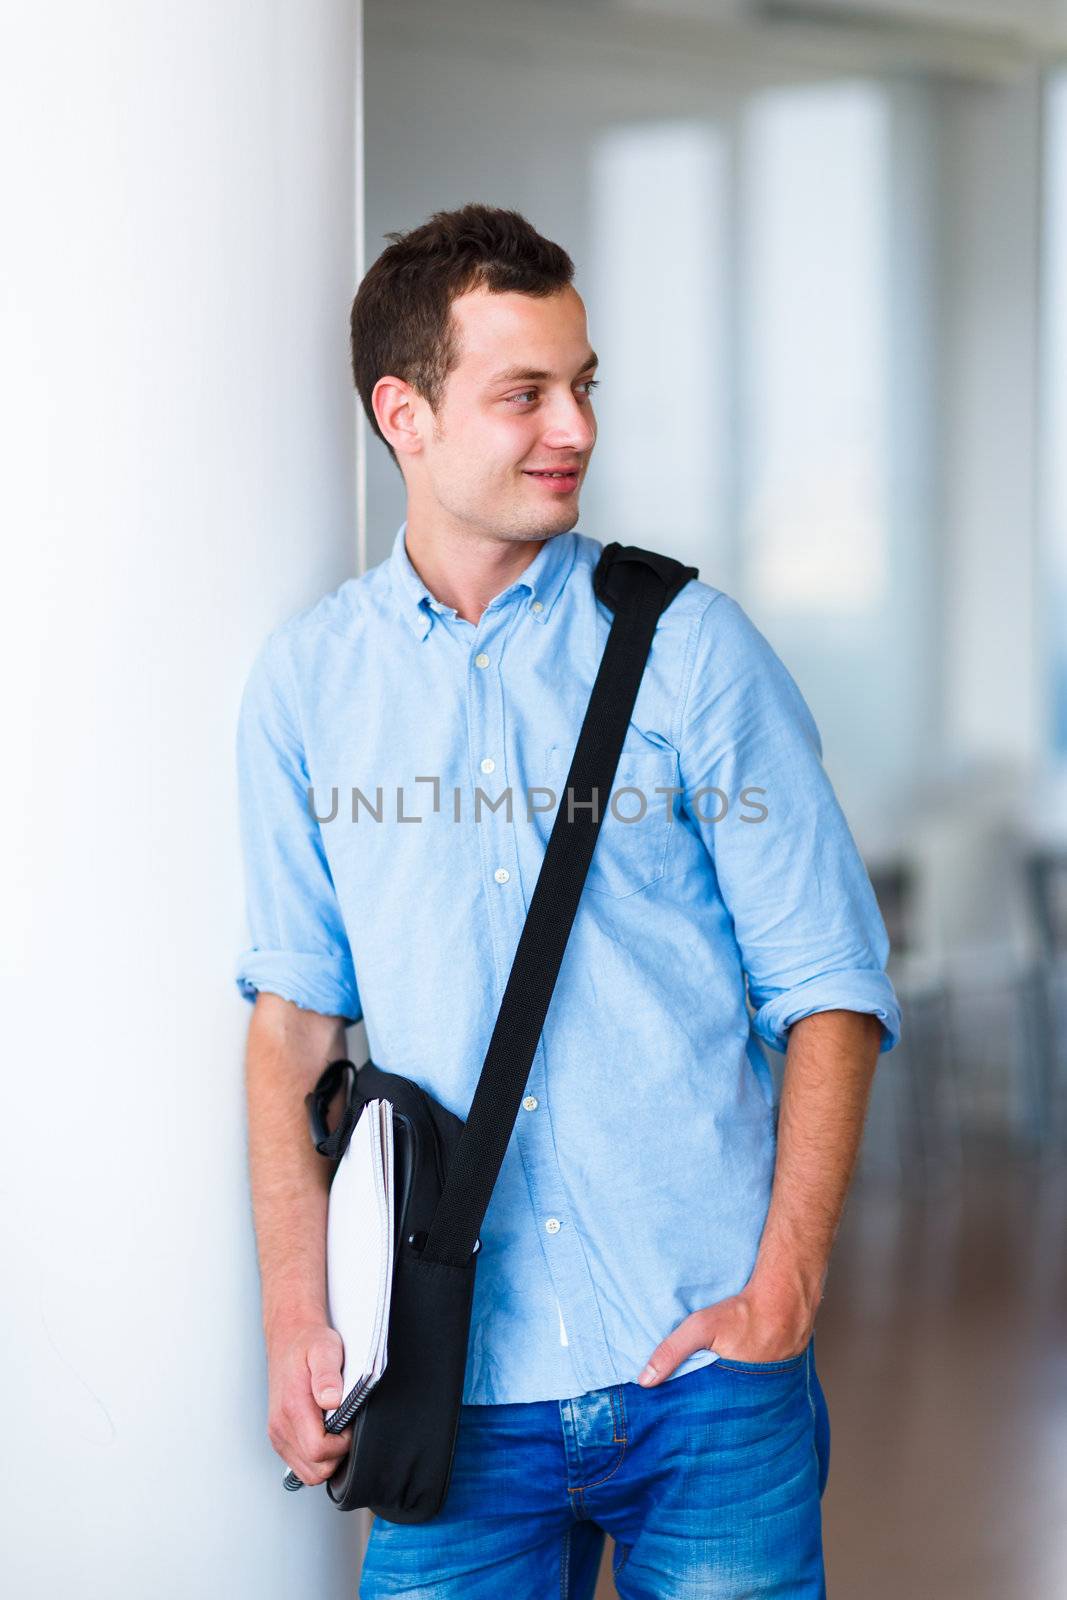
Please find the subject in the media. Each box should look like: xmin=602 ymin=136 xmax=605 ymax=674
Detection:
xmin=487 ymin=351 xmax=599 ymax=386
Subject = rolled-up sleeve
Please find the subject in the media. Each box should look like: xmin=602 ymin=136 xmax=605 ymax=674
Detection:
xmin=234 ymin=630 xmax=361 ymax=1023
xmin=679 ymin=594 xmax=901 ymax=1054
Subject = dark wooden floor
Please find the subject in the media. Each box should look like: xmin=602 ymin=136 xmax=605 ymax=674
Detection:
xmin=818 ymin=1147 xmax=1067 ymax=1599
xmin=596 ymin=1143 xmax=1067 ymax=1598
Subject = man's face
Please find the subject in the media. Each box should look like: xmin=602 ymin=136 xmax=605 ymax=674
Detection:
xmin=409 ymin=284 xmax=598 ymax=541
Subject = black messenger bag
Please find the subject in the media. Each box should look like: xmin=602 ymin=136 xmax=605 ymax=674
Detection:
xmin=286 ymin=542 xmax=697 ymax=1523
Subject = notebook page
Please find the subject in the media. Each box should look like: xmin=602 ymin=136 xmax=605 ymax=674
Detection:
xmin=363 ymin=1100 xmax=391 ymax=1379
xmin=324 ymin=1100 xmax=392 ymax=1420
xmin=369 ymin=1101 xmax=394 ymax=1381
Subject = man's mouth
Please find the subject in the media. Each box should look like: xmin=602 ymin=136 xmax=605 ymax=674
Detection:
xmin=523 ymin=467 xmax=581 ymax=492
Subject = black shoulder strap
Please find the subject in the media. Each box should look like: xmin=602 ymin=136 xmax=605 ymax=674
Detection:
xmin=421 ymin=542 xmax=698 ymax=1267
xmin=593 ymin=541 xmax=697 ymax=615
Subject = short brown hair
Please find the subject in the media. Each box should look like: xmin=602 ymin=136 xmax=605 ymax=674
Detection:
xmin=350 ymin=203 xmax=575 ymax=461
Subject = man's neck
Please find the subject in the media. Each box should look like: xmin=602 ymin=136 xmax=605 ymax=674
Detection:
xmin=403 ymin=513 xmax=549 ymax=627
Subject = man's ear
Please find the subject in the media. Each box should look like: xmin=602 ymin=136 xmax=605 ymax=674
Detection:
xmin=372 ymin=375 xmax=425 ymax=460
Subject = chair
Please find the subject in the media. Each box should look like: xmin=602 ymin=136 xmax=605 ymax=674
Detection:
xmin=1018 ymin=847 xmax=1067 ymax=1150
xmin=865 ymin=856 xmax=962 ymax=1180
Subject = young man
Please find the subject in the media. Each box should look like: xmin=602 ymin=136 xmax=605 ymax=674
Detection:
xmin=236 ymin=204 xmax=900 ymax=1598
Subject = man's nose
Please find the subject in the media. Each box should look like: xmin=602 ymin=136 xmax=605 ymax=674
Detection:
xmin=541 ymin=393 xmax=596 ymax=454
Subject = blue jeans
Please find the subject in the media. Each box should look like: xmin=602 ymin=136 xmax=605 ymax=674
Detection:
xmin=359 ymin=1340 xmax=831 ymax=1598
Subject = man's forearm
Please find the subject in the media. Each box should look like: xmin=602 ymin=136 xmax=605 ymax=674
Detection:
xmin=244 ymin=995 xmax=347 ymax=1340
xmin=748 ymin=1008 xmax=882 ymax=1322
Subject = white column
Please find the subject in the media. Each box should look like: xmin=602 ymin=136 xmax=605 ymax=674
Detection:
xmin=939 ymin=71 xmax=1043 ymax=773
xmin=0 ymin=4 xmax=366 ymax=1594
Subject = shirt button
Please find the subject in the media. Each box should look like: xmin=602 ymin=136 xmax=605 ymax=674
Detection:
xmin=493 ymin=867 xmax=510 ymax=884
xmin=531 ymin=600 xmax=544 ymax=614
xmin=522 ymin=1095 xmax=538 ymax=1111
xmin=545 ymin=1217 xmax=561 ymax=1234
xmin=474 ymin=652 xmax=490 ymax=669
xmin=480 ymin=757 xmax=496 ymax=774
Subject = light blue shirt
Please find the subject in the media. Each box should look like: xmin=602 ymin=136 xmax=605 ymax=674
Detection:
xmin=235 ymin=521 xmax=901 ymax=1404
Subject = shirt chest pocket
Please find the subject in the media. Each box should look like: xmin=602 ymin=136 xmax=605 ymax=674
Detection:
xmin=544 ymin=739 xmax=679 ymax=899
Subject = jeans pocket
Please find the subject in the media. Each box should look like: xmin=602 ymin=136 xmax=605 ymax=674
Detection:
xmin=712 ymin=1349 xmax=807 ymax=1374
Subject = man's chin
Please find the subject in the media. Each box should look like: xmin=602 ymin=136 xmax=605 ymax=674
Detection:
xmin=533 ymin=496 xmax=582 ymax=535
xmin=486 ymin=488 xmax=583 ymax=540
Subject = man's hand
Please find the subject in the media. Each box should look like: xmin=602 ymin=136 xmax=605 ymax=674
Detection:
xmin=267 ymin=1318 xmax=353 ymax=1485
xmin=636 ymin=1280 xmax=815 ymax=1386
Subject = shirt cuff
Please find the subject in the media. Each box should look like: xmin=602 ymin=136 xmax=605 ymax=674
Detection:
xmin=235 ymin=948 xmax=361 ymax=1024
xmin=751 ymin=970 xmax=902 ymax=1055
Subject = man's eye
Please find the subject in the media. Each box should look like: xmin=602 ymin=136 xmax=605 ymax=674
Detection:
xmin=578 ymin=378 xmax=600 ymax=399
xmin=507 ymin=390 xmax=538 ymax=406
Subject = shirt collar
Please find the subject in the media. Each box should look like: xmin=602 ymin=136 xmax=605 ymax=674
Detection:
xmin=389 ymin=520 xmax=578 ymax=641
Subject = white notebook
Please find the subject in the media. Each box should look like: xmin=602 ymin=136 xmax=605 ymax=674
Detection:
xmin=323 ymin=1097 xmax=395 ymax=1429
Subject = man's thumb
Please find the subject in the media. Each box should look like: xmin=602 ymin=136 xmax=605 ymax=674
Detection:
xmin=638 ymin=1335 xmax=684 ymax=1387
xmin=307 ymin=1334 xmax=344 ymax=1408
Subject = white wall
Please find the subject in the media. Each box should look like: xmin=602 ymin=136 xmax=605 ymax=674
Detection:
xmin=0 ymin=4 xmax=367 ymax=1594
